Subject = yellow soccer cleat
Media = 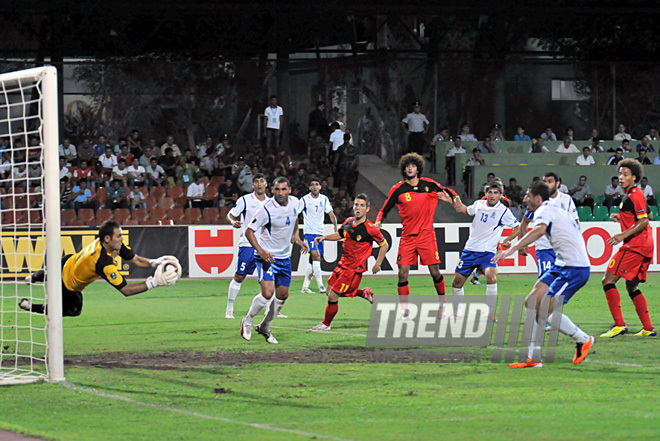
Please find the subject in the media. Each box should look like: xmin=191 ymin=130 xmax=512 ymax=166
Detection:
xmin=634 ymin=328 xmax=657 ymax=337
xmin=599 ymin=325 xmax=628 ymax=338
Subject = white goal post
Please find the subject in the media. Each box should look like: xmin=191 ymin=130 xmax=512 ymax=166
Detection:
xmin=0 ymin=66 xmax=63 ymax=385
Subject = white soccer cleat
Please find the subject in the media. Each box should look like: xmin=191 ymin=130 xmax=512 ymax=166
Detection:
xmin=225 ymin=310 xmax=235 ymax=319
xmin=277 ymin=312 xmax=288 ymax=318
xmin=309 ymin=322 xmax=331 ymax=332
xmin=301 ymin=287 xmax=315 ymax=294
xmin=240 ymin=318 xmax=252 ymax=341
xmin=396 ymin=310 xmax=412 ymax=321
xmin=18 ymin=298 xmax=31 ymax=311
xmin=318 ymin=285 xmax=326 ymax=293
xmin=255 ymin=324 xmax=278 ymax=344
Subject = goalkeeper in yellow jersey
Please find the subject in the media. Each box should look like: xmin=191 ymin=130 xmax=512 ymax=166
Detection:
xmin=20 ymin=220 xmax=181 ymax=317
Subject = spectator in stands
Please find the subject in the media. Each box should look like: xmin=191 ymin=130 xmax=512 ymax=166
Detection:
xmin=576 ymin=146 xmax=596 ymax=166
xmin=636 ymin=136 xmax=655 ymax=152
xmin=607 ymin=148 xmax=625 ymax=165
xmin=332 ymin=112 xmax=347 ymax=133
xmin=146 ymin=157 xmax=167 ymax=188
xmin=186 ymin=173 xmax=208 ymax=209
xmin=477 ymin=135 xmax=496 ymax=153
xmin=28 ymin=162 xmax=42 ymax=189
xmin=60 ymin=177 xmax=72 ymax=209
xmin=112 ymin=159 xmax=130 ymax=187
xmin=569 ymin=175 xmax=594 ymax=210
xmin=308 ymin=101 xmax=328 ymax=138
xmin=620 ymin=139 xmax=632 ymax=152
xmin=590 ymin=128 xmax=601 ymax=142
xmin=100 ymin=146 xmax=117 ymax=175
xmin=147 ymin=138 xmax=161 ymax=157
xmin=264 ymin=95 xmax=284 ymax=150
xmin=640 ymin=177 xmax=657 ymax=207
xmin=0 ymin=150 xmax=11 ymax=184
xmin=540 ymin=127 xmax=557 ymax=141
xmin=463 ymin=148 xmax=484 ymax=195
xmin=637 ymin=149 xmax=652 ymax=165
xmin=329 ymin=122 xmax=344 ymax=164
xmin=307 ymin=128 xmax=328 ymax=166
xmin=139 ymin=146 xmax=154 ymax=167
xmin=446 ymin=137 xmax=465 ymax=185
xmin=514 ymin=126 xmax=531 ymax=141
xmin=73 ymin=159 xmax=94 ymax=183
xmin=556 ymin=136 xmax=579 ymax=153
xmin=236 ymin=165 xmax=254 ymax=195
xmin=604 ymin=176 xmax=625 ymax=208
xmin=70 ymin=179 xmax=99 ymax=213
xmin=175 ymin=156 xmax=198 ymax=187
xmin=565 ymin=126 xmax=575 ymax=141
xmin=112 ymin=137 xmax=126 ymax=154
xmin=358 ymin=108 xmax=375 ymax=151
xmin=654 ymin=150 xmax=660 ymax=165
xmin=117 ymin=144 xmax=134 ymax=165
xmin=59 ymin=157 xmax=71 ymax=180
xmin=161 ymin=135 xmax=182 ymax=157
xmin=447 ymin=137 xmax=466 ymax=156
xmin=335 ymin=133 xmax=359 ymax=197
xmin=432 ymin=127 xmax=450 ymax=144
xmin=217 ymin=135 xmax=232 ymax=157
xmin=77 ymin=138 xmax=95 ymax=164
xmin=587 ymin=138 xmax=604 ymax=152
xmin=459 ymin=123 xmax=477 ymax=141
xmin=401 ymin=101 xmax=429 ymax=155
xmin=106 ymin=179 xmax=128 ymax=210
xmin=127 ymin=129 xmax=142 ymax=157
xmin=529 ymin=137 xmax=549 ymax=153
xmin=127 ymin=157 xmax=146 ymax=188
xmin=59 ymin=137 xmax=77 ymax=165
xmin=613 ymin=123 xmax=632 ymax=141
xmin=129 ymin=186 xmax=146 ymax=211
xmin=490 ymin=123 xmax=505 ymax=141
xmin=505 ymin=177 xmax=524 ymax=206
xmin=160 ymin=147 xmax=178 ymax=183
xmin=647 ymin=127 xmax=659 ymax=141
xmin=93 ymin=135 xmax=110 ymax=158
xmin=218 ymin=177 xmax=239 ymax=208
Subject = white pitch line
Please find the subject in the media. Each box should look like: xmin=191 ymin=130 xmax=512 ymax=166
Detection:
xmin=63 ymin=382 xmax=359 ymax=441
xmin=271 ymin=325 xmax=367 ymax=338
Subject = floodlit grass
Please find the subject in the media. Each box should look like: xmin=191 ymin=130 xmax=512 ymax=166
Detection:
xmin=1 ymin=274 xmax=659 ymax=440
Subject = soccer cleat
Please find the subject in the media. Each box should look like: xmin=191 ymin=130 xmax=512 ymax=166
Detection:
xmin=301 ymin=287 xmax=315 ymax=294
xmin=573 ymin=336 xmax=595 ymax=365
xmin=599 ymin=325 xmax=628 ymax=338
xmin=255 ymin=324 xmax=278 ymax=344
xmin=509 ymin=358 xmax=543 ymax=368
xmin=25 ymin=270 xmax=45 ymax=285
xmin=277 ymin=312 xmax=288 ymax=318
xmin=319 ymin=285 xmax=327 ymax=294
xmin=240 ymin=318 xmax=252 ymax=341
xmin=362 ymin=287 xmax=374 ymax=304
xmin=487 ymin=313 xmax=498 ymax=323
xmin=18 ymin=298 xmax=31 ymax=312
xmin=469 ymin=276 xmax=481 ymax=286
xmin=396 ymin=309 xmax=412 ymax=321
xmin=634 ymin=328 xmax=657 ymax=337
xmin=225 ymin=310 xmax=235 ymax=319
xmin=310 ymin=322 xmax=332 ymax=332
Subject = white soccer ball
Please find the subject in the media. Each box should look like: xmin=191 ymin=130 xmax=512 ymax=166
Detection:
xmin=161 ymin=261 xmax=182 ymax=281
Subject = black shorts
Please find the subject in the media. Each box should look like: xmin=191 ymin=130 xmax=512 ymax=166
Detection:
xmin=61 ymin=255 xmax=83 ymax=317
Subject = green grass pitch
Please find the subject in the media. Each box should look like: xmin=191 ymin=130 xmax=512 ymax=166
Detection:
xmin=1 ymin=274 xmax=659 ymax=441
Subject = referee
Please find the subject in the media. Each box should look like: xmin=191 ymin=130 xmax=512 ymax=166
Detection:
xmin=401 ymin=101 xmax=429 ymax=155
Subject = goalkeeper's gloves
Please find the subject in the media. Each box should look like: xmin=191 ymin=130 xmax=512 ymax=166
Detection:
xmin=149 ymin=255 xmax=179 ymax=268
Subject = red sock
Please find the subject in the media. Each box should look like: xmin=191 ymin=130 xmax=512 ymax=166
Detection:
xmin=434 ymin=278 xmax=446 ymax=295
xmin=323 ymin=302 xmax=339 ymax=326
xmin=604 ymin=285 xmax=626 ymax=327
xmin=631 ymin=292 xmax=654 ymax=331
xmin=355 ymin=289 xmax=364 ymax=298
xmin=397 ymin=283 xmax=409 ymax=310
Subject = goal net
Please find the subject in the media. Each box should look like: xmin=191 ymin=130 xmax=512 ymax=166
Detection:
xmin=0 ymin=66 xmax=63 ymax=385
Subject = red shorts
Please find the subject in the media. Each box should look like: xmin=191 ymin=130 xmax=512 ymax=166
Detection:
xmin=606 ymin=248 xmax=651 ymax=282
xmin=397 ymin=229 xmax=440 ymax=266
xmin=328 ymin=267 xmax=363 ymax=297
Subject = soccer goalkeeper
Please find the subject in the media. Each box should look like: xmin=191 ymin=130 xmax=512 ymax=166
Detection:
xmin=20 ymin=220 xmax=180 ymax=317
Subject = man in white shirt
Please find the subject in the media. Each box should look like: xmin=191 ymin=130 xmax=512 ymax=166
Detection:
xmin=604 ymin=176 xmax=625 ymax=208
xmin=112 ymin=159 xmax=130 ymax=187
xmin=100 ymin=146 xmax=118 ymax=175
xmin=161 ymin=135 xmax=182 ymax=157
xmin=186 ymin=174 xmax=207 ymax=208
xmin=614 ymin=123 xmax=632 ymax=141
xmin=494 ymin=181 xmax=594 ymax=368
xmin=446 ymin=137 xmax=466 ymax=157
xmin=59 ymin=156 xmax=71 ymax=180
xmin=225 ymin=173 xmax=269 ymax=319
xmin=575 ymin=146 xmax=595 ymax=166
xmin=264 ymin=95 xmax=284 ymax=150
xmin=555 ymin=136 xmax=579 ymax=153
xmin=401 ymin=101 xmax=429 ymax=155
xmin=451 ymin=181 xmax=520 ymax=319
xmin=146 ymin=157 xmax=166 ymax=188
xmin=59 ymin=138 xmax=77 ymax=165
xmin=640 ymin=177 xmax=657 ymax=207
xmin=298 ymin=177 xmax=338 ymax=294
xmin=127 ymin=157 xmax=146 ymax=187
xmin=241 ymin=177 xmax=309 ymax=344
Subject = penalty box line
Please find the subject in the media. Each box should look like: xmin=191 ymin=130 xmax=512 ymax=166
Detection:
xmin=271 ymin=326 xmax=367 ymax=337
xmin=63 ymin=382 xmax=359 ymax=441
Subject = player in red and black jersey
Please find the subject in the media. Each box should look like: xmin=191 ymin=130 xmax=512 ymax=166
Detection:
xmin=310 ymin=193 xmax=389 ymax=331
xmin=375 ymin=153 xmax=459 ymax=319
xmin=601 ymin=159 xmax=656 ymax=338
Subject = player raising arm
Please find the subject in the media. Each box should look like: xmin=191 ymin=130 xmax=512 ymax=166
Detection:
xmin=601 ymin=159 xmax=655 ymax=338
xmin=310 ymin=193 xmax=388 ymax=331
xmin=375 ymin=153 xmax=459 ymax=320
xmin=21 ymin=220 xmax=180 ymax=316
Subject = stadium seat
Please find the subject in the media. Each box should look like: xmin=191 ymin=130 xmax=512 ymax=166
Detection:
xmin=131 ymin=208 xmax=149 ymax=223
xmin=13 ymin=193 xmax=28 ymax=209
xmin=141 ymin=219 xmax=160 ymax=225
xmin=175 ymin=195 xmax=187 ymax=208
xmin=218 ymin=207 xmax=232 ymax=224
xmin=157 ymin=196 xmax=175 ymax=210
xmin=28 ymin=209 xmax=42 ymax=224
xmin=149 ymin=207 xmax=168 ymax=223
xmin=67 ymin=219 xmax=86 ymax=226
xmin=204 ymin=186 xmax=219 ymax=204
xmin=61 ymin=209 xmax=77 ymax=226
xmin=96 ymin=186 xmax=107 ymax=203
xmin=123 ymin=218 xmax=139 ymax=225
xmin=138 ymin=187 xmax=149 ymax=198
xmin=144 ymin=197 xmax=157 ymax=210
xmin=150 ymin=186 xmax=166 ymax=199
xmin=650 ymin=205 xmax=659 ymax=219
xmin=167 ymin=207 xmax=185 ymax=223
xmin=592 ymin=205 xmax=609 ymax=222
xmin=596 ymin=195 xmax=604 ymax=206
xmin=210 ymin=176 xmax=225 ymax=188
xmin=609 ymin=205 xmax=619 ymax=215
xmin=577 ymin=206 xmax=593 ymax=222
xmin=78 ymin=208 xmax=95 ymax=224
xmin=114 ymin=208 xmax=131 ymax=224
xmin=201 ymin=207 xmax=220 ymax=224
xmin=185 ymin=207 xmax=202 ymax=223
xmin=95 ymin=208 xmax=114 ymax=223
xmin=167 ymin=186 xmax=184 ymax=199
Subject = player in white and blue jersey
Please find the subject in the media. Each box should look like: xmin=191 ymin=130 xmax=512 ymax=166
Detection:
xmin=298 ymin=177 xmax=338 ymax=294
xmin=225 ymin=173 xmax=269 ymax=318
xmin=241 ymin=177 xmax=309 ymax=344
xmin=518 ymin=172 xmax=579 ymax=277
xmin=494 ymin=181 xmax=594 ymax=368
xmin=452 ymin=181 xmax=520 ymax=319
